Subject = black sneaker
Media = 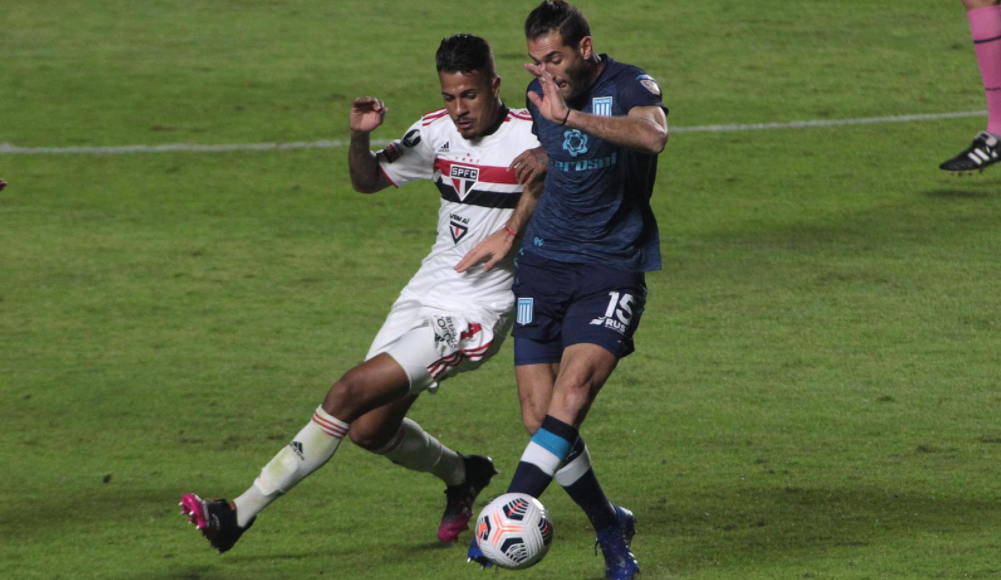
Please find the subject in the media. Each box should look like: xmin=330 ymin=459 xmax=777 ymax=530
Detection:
xmin=940 ymin=131 xmax=1001 ymax=173
xmin=179 ymin=493 xmax=255 ymax=554
xmin=437 ymin=455 xmax=498 ymax=542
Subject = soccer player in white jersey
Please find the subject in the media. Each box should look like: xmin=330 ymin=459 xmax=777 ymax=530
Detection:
xmin=179 ymin=34 xmax=544 ymax=554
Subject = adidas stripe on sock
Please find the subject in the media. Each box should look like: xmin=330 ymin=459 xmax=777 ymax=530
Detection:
xmin=233 ymin=406 xmax=349 ymax=526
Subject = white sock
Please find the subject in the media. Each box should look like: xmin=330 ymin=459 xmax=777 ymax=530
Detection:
xmin=376 ymin=418 xmax=465 ymax=487
xmin=554 ymin=442 xmax=592 ymax=487
xmin=233 ymin=406 xmax=349 ymax=527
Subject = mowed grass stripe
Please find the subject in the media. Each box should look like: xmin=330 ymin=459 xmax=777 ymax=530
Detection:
xmin=0 ymin=110 xmax=986 ymax=155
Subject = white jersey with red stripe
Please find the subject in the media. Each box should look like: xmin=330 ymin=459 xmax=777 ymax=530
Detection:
xmin=377 ymin=107 xmax=539 ymax=324
xmin=366 ymin=106 xmax=538 ymax=393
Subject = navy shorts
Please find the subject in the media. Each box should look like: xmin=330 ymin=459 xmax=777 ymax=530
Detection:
xmin=512 ymin=250 xmax=648 ymax=365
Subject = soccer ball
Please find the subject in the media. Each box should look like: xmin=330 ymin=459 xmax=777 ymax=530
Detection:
xmin=475 ymin=493 xmax=554 ymax=569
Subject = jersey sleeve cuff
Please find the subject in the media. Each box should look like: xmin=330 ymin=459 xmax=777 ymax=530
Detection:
xmin=378 ymin=163 xmax=400 ymax=188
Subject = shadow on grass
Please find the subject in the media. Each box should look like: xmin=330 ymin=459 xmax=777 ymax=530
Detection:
xmin=637 ymin=484 xmax=1001 ymax=576
xmin=923 ymin=188 xmax=994 ymax=199
xmin=397 ymin=540 xmax=462 ymax=553
xmin=10 ymin=479 xmax=991 ymax=579
xmin=153 ymin=566 xmax=214 ymax=580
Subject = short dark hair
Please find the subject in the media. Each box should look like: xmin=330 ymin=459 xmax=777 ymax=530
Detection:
xmin=436 ymin=34 xmax=497 ymax=78
xmin=525 ymin=0 xmax=591 ymax=47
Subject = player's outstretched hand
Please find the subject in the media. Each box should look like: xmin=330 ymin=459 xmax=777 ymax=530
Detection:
xmin=510 ymin=147 xmax=548 ymax=185
xmin=350 ymin=97 xmax=387 ymax=134
xmin=0 ymin=179 xmax=7 ymax=192
xmin=524 ymin=63 xmax=569 ymax=125
xmin=455 ymin=228 xmax=516 ymax=274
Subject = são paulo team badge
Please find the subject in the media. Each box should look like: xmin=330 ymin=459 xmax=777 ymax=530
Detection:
xmin=449 ymin=164 xmax=480 ymax=200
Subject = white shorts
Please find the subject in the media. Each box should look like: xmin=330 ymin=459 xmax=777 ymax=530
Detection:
xmin=366 ymin=297 xmax=511 ymax=395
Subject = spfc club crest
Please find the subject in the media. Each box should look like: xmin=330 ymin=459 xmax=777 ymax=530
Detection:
xmin=449 ymin=164 xmax=480 ymax=200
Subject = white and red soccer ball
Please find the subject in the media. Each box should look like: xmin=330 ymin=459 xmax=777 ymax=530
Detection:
xmin=475 ymin=493 xmax=554 ymax=569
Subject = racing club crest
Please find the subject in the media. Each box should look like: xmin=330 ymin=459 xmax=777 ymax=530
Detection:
xmin=592 ymin=96 xmax=613 ymax=117
xmin=516 ymin=297 xmax=534 ymax=325
xmin=449 ymin=164 xmax=479 ymax=200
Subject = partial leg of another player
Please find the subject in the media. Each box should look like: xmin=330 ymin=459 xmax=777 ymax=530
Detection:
xmin=514 ymin=357 xmax=624 ymax=530
xmin=180 ymin=348 xmax=495 ymax=553
xmin=469 ymin=343 xmax=638 ymax=580
xmin=516 ymin=344 xmax=638 ymax=580
xmin=942 ymin=0 xmax=1001 ymax=173
xmin=357 ymin=397 xmax=498 ymax=542
xmin=505 ymin=346 xmax=617 ymax=495
xmin=179 ymin=353 xmax=410 ymax=553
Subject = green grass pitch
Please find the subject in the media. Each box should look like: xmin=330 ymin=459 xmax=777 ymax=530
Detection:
xmin=2 ymin=1 xmax=1000 ymax=579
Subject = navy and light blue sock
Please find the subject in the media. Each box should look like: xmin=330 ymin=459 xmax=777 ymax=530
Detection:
xmin=556 ymin=436 xmax=618 ymax=532
xmin=505 ymin=415 xmax=618 ymax=533
xmin=506 ymin=415 xmax=578 ymax=497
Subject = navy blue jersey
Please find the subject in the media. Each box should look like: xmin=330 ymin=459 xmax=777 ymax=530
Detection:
xmin=523 ymin=55 xmax=667 ymax=272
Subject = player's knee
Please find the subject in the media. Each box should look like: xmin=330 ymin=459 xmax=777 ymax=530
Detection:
xmin=520 ymin=402 xmax=549 ymax=435
xmin=521 ymin=412 xmax=543 ymax=436
xmin=322 ymin=372 xmax=366 ymax=417
xmin=348 ymin=421 xmax=394 ymax=451
xmin=517 ymin=386 xmax=554 ymax=436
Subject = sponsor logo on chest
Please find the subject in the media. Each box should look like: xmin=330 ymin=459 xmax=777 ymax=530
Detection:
xmin=449 ymin=213 xmax=470 ymax=244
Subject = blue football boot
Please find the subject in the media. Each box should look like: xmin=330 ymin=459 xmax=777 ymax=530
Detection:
xmin=466 ymin=535 xmax=494 ymax=569
xmin=595 ymin=505 xmax=639 ymax=580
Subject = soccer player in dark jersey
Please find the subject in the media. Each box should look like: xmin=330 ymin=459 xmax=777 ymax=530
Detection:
xmin=459 ymin=2 xmax=666 ymax=579
xmin=941 ymin=0 xmax=1001 ymax=172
